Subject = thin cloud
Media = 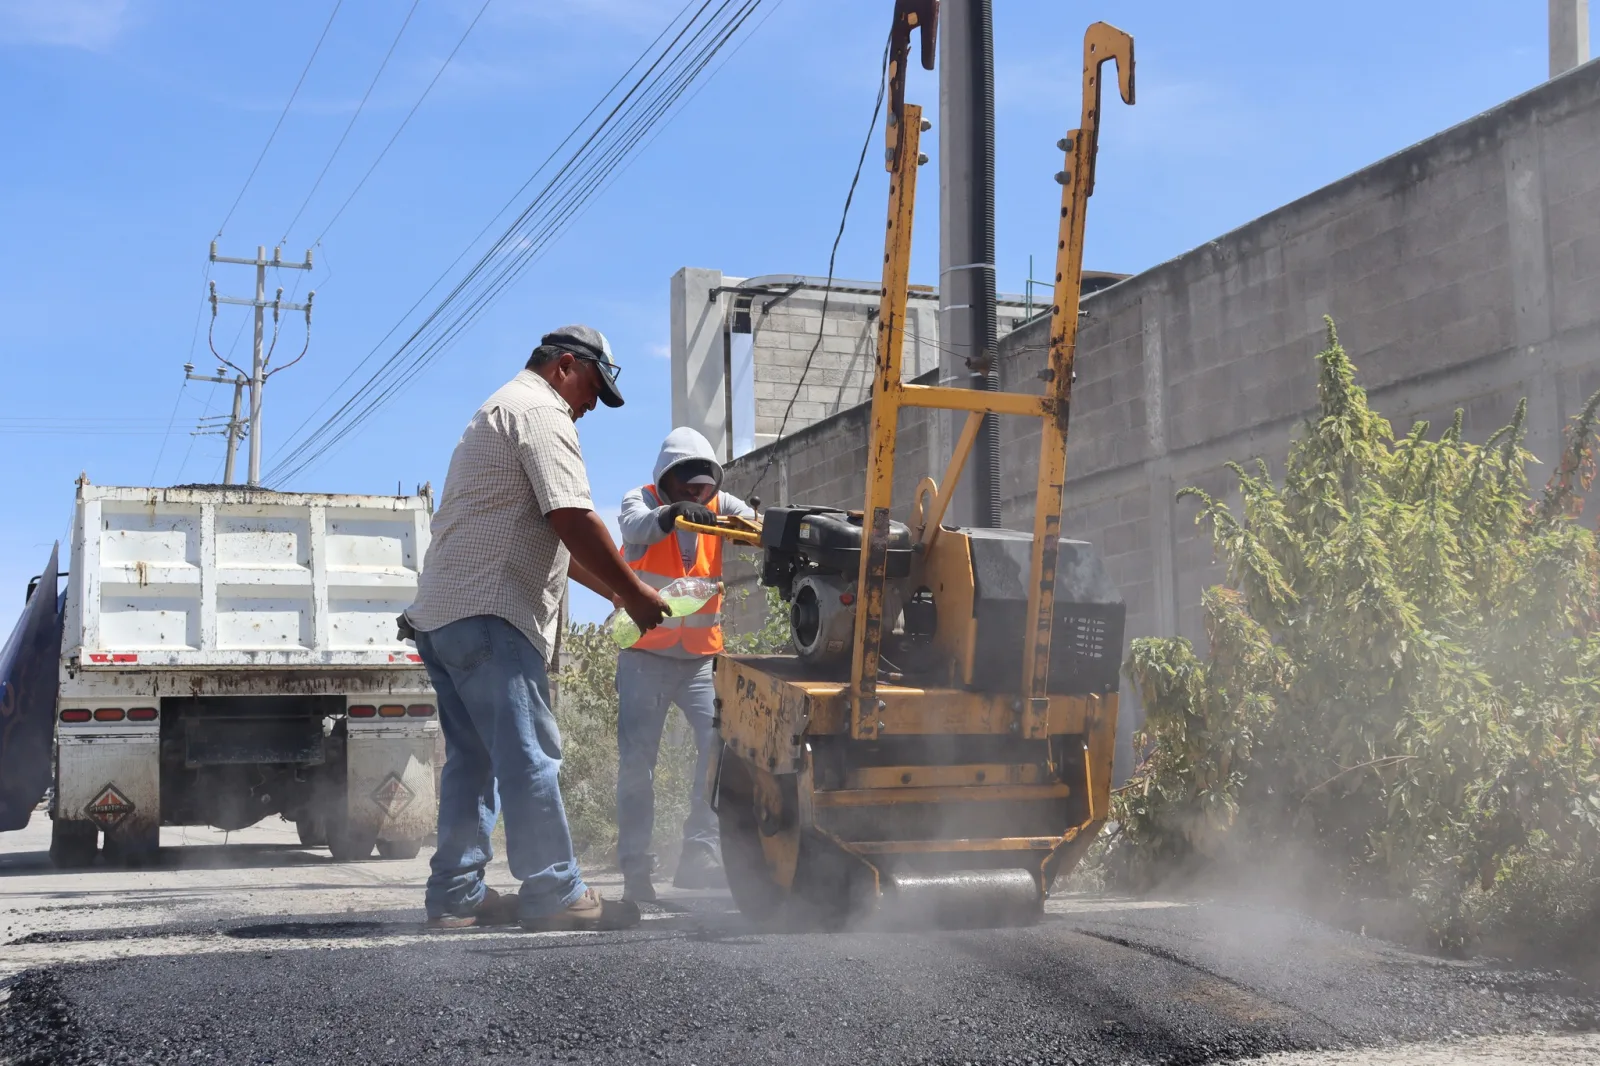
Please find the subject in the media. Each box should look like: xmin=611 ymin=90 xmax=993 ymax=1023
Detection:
xmin=0 ymin=0 xmax=129 ymax=51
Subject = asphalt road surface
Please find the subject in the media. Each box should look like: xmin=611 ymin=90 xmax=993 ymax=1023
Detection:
xmin=1 ymin=818 xmax=1596 ymax=1065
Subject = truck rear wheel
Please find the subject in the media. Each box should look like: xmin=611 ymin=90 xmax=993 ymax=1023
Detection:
xmin=327 ymin=812 xmax=377 ymax=862
xmin=103 ymin=825 xmax=159 ymax=867
xmin=376 ymin=837 xmax=423 ymax=860
xmin=328 ymin=832 xmax=375 ymax=862
xmin=49 ymin=819 xmax=98 ymax=868
xmin=296 ymin=814 xmax=328 ymax=848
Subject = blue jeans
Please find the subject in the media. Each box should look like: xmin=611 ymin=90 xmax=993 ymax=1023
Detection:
xmin=614 ymin=650 xmax=719 ymax=878
xmin=415 ymin=615 xmax=586 ymax=921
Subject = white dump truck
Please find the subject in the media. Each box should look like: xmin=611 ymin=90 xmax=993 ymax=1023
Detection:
xmin=38 ymin=480 xmax=439 ymax=867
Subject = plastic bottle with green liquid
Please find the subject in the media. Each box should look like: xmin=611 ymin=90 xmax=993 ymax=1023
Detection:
xmin=606 ymin=576 xmax=721 ymax=649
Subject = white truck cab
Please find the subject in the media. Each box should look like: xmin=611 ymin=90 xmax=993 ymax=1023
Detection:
xmin=48 ymin=480 xmax=439 ymax=866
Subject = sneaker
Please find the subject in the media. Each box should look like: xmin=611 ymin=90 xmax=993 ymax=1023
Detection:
xmin=623 ymin=871 xmax=657 ymax=903
xmin=520 ymin=888 xmax=641 ymax=932
xmin=672 ymin=843 xmax=726 ymax=890
xmin=426 ymin=886 xmax=519 ymax=930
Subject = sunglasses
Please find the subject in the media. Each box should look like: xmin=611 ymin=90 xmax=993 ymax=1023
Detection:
xmin=574 ymin=351 xmax=621 ymax=385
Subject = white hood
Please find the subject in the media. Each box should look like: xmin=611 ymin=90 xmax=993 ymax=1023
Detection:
xmin=652 ymin=427 xmax=724 ymax=493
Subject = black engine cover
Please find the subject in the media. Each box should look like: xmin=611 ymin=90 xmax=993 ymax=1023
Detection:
xmin=965 ymin=529 xmax=1125 ymax=695
xmin=759 ymin=506 xmax=913 ymax=585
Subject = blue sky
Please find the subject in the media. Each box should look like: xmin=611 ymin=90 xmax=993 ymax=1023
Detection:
xmin=0 ymin=0 xmax=1581 ymax=633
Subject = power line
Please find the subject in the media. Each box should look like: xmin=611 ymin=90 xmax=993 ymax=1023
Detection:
xmin=148 ymin=379 xmax=188 ymax=479
xmin=614 ymin=0 xmax=787 ymax=168
xmin=464 ymin=2 xmax=760 ymax=303
xmin=277 ymin=1 xmax=763 ymax=484
xmin=224 ymin=306 xmax=251 ymax=363
xmin=153 ymin=259 xmax=220 ymax=483
xmin=176 ymin=381 xmax=221 ymax=483
xmin=280 ymin=0 xmax=422 ymax=244
xmin=750 ymin=32 xmax=889 ymax=497
xmin=388 ymin=0 xmax=755 ymax=361
xmin=273 ymin=0 xmax=702 ymax=457
xmin=272 ymin=0 xmax=758 ymax=481
xmin=215 ymin=0 xmax=345 ymax=238
xmin=268 ymin=0 xmax=766 ymax=486
xmin=311 ymin=0 xmax=495 ymax=246
xmin=287 ymin=242 xmax=333 ymax=307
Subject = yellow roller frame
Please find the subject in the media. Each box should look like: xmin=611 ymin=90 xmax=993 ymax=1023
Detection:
xmin=676 ymin=514 xmax=763 ymax=546
xmin=848 ymin=21 xmax=1136 ymax=741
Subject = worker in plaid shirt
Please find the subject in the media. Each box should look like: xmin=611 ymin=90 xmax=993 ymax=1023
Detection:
xmin=406 ymin=325 xmax=668 ymax=933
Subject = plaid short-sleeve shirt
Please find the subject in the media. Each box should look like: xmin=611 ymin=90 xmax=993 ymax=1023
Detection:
xmin=407 ymin=370 xmax=593 ymax=661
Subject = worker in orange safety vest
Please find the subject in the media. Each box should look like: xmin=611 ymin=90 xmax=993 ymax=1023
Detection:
xmin=614 ymin=427 xmax=756 ymax=902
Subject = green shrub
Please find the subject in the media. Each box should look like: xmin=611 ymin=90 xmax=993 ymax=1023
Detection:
xmin=1113 ymin=319 xmax=1600 ymax=955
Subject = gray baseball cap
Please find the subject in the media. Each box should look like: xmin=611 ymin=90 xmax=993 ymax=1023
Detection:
xmin=542 ymin=324 xmax=623 ymax=408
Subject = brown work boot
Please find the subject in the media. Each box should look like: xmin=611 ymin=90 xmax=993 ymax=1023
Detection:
xmin=426 ymin=886 xmax=519 ymax=930
xmin=519 ymin=888 xmax=641 ymax=932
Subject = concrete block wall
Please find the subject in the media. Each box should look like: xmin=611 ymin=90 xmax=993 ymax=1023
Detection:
xmin=720 ymin=59 xmax=1600 ymax=777
xmin=747 ymin=290 xmax=915 ymax=443
xmin=672 ymin=271 xmax=1040 ymax=460
xmin=1044 ymin=58 xmax=1600 ymax=664
xmin=745 ymin=289 xmax=1034 ymax=446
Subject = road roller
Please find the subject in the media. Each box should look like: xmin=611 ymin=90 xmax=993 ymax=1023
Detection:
xmin=684 ymin=5 xmax=1135 ymax=927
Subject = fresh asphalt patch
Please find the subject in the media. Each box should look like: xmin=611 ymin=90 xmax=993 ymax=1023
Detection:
xmin=2 ymin=899 xmax=1596 ymax=1066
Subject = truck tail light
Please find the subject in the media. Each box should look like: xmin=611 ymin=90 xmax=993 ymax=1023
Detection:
xmin=93 ymin=708 xmax=125 ymax=722
xmin=128 ymin=707 xmax=158 ymax=722
xmin=406 ymin=704 xmax=435 ymax=717
xmin=378 ymin=704 xmax=406 ymax=718
xmin=60 ymin=709 xmax=91 ymax=723
xmin=348 ymin=705 xmax=377 ymax=718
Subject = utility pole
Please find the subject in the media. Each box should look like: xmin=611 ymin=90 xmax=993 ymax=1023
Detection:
xmin=183 ymin=363 xmax=249 ymax=483
xmin=208 ymin=243 xmax=314 ymax=486
xmin=1551 ymin=0 xmax=1591 ymax=77
xmin=938 ymin=0 xmax=1001 ymax=529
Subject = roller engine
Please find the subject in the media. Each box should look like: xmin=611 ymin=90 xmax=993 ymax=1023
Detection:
xmin=755 ymin=506 xmax=1123 ymax=696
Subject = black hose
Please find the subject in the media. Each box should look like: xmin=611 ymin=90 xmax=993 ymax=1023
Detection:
xmin=972 ymin=0 xmax=1001 ymax=528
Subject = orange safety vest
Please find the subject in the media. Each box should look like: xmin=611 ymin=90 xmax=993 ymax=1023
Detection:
xmin=628 ymin=485 xmax=724 ymax=655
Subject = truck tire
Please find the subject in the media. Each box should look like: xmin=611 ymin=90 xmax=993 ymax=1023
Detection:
xmin=49 ymin=820 xmax=98 ymax=868
xmin=328 ymin=820 xmax=377 ymax=862
xmin=376 ymin=837 xmax=423 ymax=860
xmin=296 ymin=815 xmax=328 ymax=848
xmin=103 ymin=825 xmax=159 ymax=867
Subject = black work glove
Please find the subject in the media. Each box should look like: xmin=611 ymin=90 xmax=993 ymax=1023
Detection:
xmin=658 ymin=500 xmax=716 ymax=532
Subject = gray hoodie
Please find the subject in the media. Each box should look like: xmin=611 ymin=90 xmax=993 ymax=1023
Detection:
xmin=617 ymin=427 xmax=756 ymax=567
xmin=617 ymin=428 xmax=755 ymax=660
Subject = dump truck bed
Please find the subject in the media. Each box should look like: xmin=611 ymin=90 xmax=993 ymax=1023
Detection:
xmin=64 ymin=484 xmax=432 ymax=670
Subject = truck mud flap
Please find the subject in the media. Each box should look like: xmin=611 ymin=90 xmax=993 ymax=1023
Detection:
xmin=0 ymin=545 xmax=65 ymax=831
xmin=345 ymin=727 xmax=437 ymax=845
xmin=57 ymin=732 xmax=161 ymax=843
